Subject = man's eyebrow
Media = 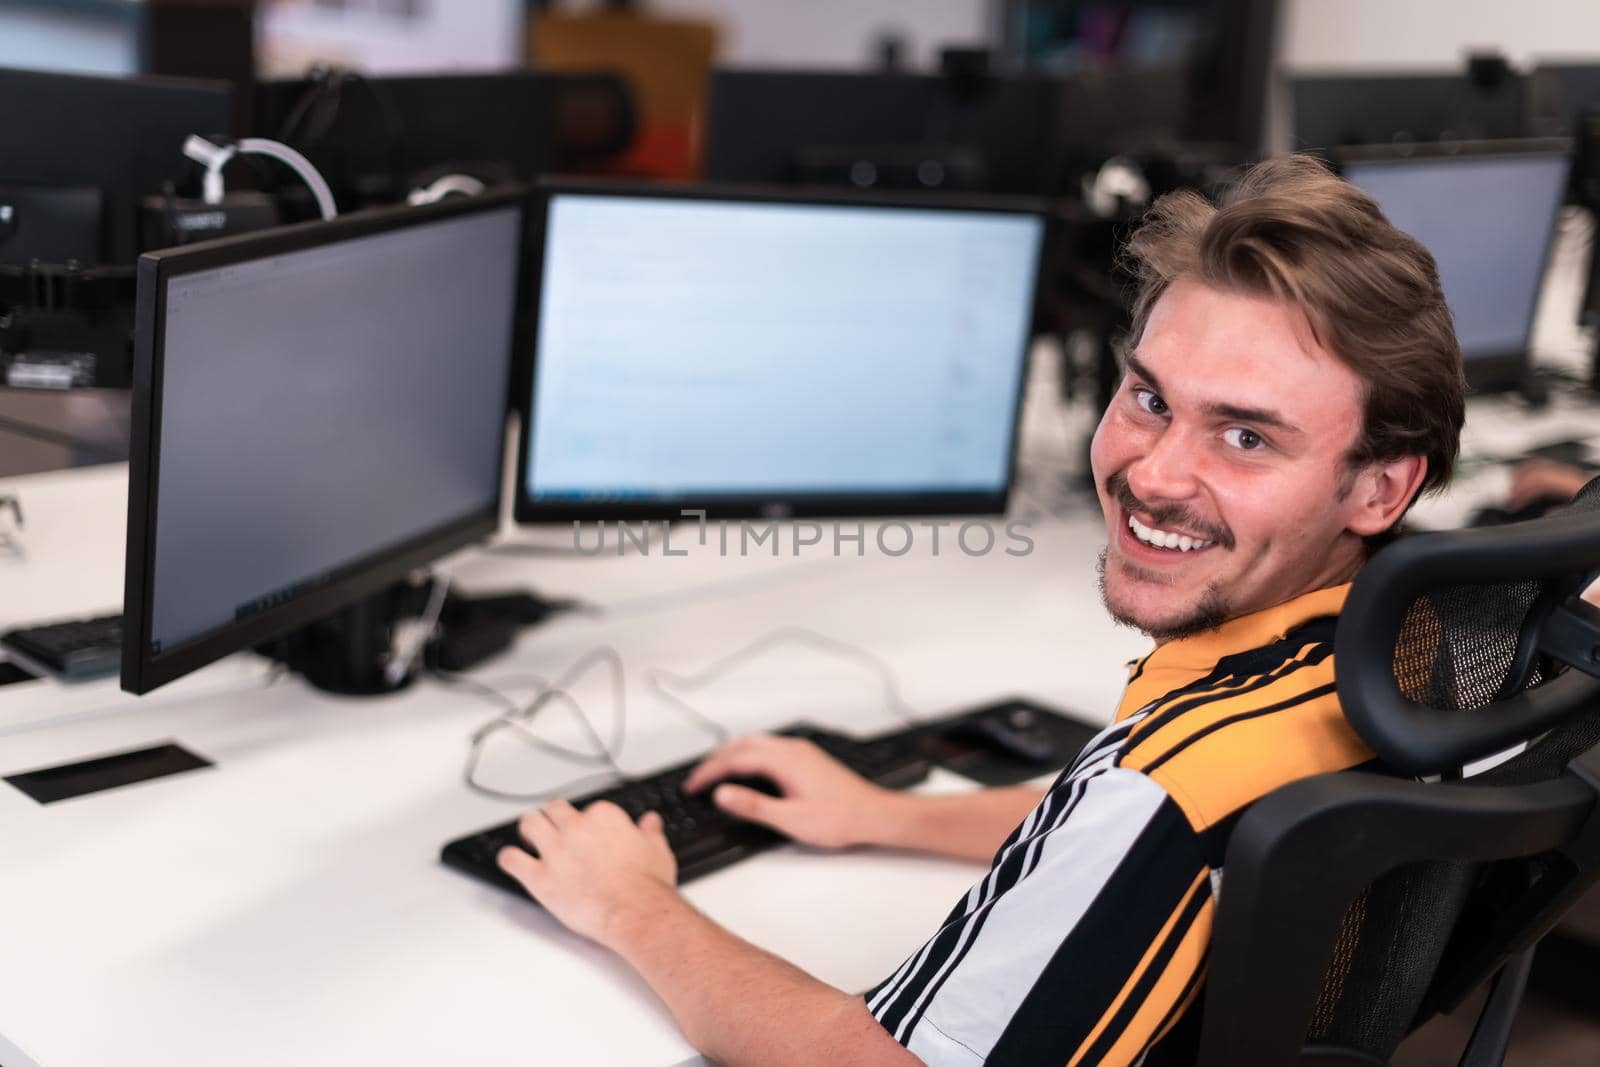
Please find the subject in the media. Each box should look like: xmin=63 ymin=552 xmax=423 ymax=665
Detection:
xmin=1202 ymin=401 xmax=1303 ymax=437
xmin=1123 ymin=354 xmax=1163 ymax=394
xmin=1124 ymin=353 xmax=1303 ymax=437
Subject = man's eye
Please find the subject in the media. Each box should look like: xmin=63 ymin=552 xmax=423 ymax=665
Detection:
xmin=1224 ymin=427 xmax=1265 ymax=451
xmin=1133 ymin=388 xmax=1168 ymax=416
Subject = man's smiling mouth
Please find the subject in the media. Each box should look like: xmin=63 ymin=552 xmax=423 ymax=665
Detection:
xmin=1127 ymin=513 xmax=1215 ymax=553
xmin=1106 ymin=471 xmax=1234 ymax=553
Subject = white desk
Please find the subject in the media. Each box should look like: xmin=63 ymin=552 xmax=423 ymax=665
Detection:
xmin=0 ymin=442 xmax=1147 ymax=1067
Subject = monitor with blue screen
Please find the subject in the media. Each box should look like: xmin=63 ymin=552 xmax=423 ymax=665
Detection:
xmin=515 ymin=183 xmax=1047 ymax=521
xmin=1339 ymin=140 xmax=1571 ymax=394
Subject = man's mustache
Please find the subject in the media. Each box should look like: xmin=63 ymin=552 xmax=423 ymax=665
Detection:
xmin=1107 ymin=471 xmax=1235 ymax=550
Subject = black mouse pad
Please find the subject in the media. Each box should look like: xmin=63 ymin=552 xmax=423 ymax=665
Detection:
xmin=919 ymin=698 xmax=1100 ymax=787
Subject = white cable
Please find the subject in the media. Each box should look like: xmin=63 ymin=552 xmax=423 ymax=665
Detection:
xmin=385 ymin=574 xmax=451 ymax=687
xmin=407 ymin=174 xmax=486 ymax=205
xmin=183 ymin=134 xmax=338 ymax=221
xmin=238 ymin=138 xmax=337 ymax=220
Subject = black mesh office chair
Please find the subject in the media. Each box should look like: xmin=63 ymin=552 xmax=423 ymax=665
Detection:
xmin=1196 ymin=480 xmax=1600 ymax=1066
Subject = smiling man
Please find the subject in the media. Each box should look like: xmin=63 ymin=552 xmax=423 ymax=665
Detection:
xmin=494 ymin=156 xmax=1466 ymax=1066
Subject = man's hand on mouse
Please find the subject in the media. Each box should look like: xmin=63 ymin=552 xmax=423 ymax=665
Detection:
xmin=683 ymin=734 xmax=900 ymax=849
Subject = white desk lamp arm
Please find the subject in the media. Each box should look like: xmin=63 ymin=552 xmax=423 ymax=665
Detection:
xmin=183 ymin=134 xmax=339 ymax=221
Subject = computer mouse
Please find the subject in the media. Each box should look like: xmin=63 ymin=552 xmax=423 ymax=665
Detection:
xmin=939 ymin=714 xmax=1058 ymax=765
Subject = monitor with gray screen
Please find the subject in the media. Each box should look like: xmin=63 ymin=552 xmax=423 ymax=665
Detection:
xmin=123 ymin=191 xmax=526 ymax=694
xmin=1341 ymin=142 xmax=1571 ymax=392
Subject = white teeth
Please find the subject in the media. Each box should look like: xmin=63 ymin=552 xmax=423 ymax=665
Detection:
xmin=1127 ymin=514 xmax=1213 ymax=553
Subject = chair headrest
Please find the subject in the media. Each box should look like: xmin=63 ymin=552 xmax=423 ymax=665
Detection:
xmin=1336 ymin=477 xmax=1600 ymax=775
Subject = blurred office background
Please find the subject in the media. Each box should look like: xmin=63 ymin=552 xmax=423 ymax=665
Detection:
xmin=6 ymin=1 xmax=1600 ymax=501
xmin=14 ymin=1 xmax=1600 ymax=77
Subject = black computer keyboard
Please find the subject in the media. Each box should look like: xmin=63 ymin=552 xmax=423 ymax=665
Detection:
xmin=441 ymin=723 xmax=931 ymax=899
xmin=1 ymin=613 xmax=122 ymax=680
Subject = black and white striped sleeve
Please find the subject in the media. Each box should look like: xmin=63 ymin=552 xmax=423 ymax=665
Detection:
xmin=865 ymin=740 xmax=1214 ymax=1066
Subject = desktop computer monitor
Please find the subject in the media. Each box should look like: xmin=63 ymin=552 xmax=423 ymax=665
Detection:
xmin=1338 ymin=140 xmax=1572 ymax=394
xmin=514 ymin=182 xmax=1046 ymax=522
xmin=704 ymin=69 xmax=1070 ymax=196
xmin=0 ymin=67 xmax=232 ymax=267
xmin=1 ymin=68 xmax=232 ymax=391
xmin=122 ymin=189 xmax=528 ymax=695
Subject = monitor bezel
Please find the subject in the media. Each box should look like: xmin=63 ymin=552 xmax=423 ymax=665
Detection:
xmin=1333 ymin=138 xmax=1573 ymax=394
xmin=512 ymin=178 xmax=1048 ymax=525
xmin=122 ymin=188 xmax=531 ymax=695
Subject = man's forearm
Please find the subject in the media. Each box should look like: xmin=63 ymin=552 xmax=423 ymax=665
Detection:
xmin=871 ymin=786 xmax=1048 ymax=863
xmin=606 ymin=886 xmax=917 ymax=1067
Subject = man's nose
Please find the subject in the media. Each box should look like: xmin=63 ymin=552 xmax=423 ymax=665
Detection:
xmin=1126 ymin=427 xmax=1202 ymax=505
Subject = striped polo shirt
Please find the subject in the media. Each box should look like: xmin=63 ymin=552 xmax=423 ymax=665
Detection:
xmin=866 ymin=583 xmax=1371 ymax=1066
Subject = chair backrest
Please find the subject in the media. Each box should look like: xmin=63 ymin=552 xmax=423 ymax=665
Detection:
xmin=1197 ymin=479 xmax=1600 ymax=1066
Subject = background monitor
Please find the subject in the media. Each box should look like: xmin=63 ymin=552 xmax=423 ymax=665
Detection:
xmin=704 ymin=69 xmax=1070 ymax=196
xmin=515 ymin=182 xmax=1045 ymax=522
xmin=994 ymin=0 xmax=1278 ymax=162
xmin=1292 ymin=72 xmax=1528 ymax=153
xmin=0 ymin=67 xmax=232 ymax=266
xmin=1528 ymin=62 xmax=1600 ymax=142
xmin=253 ymin=70 xmax=636 ymax=215
xmin=1338 ymin=140 xmax=1571 ymax=392
xmin=0 ymin=3 xmax=143 ymax=77
xmin=122 ymin=190 xmax=528 ymax=695
xmin=1527 ymin=62 xmax=1600 ymax=344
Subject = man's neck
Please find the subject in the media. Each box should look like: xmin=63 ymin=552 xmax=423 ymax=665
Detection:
xmin=1147 ymin=571 xmax=1360 ymax=649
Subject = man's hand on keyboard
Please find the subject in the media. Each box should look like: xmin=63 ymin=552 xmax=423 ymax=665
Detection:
xmin=496 ymin=799 xmax=678 ymax=946
xmin=683 ymin=734 xmax=898 ymax=849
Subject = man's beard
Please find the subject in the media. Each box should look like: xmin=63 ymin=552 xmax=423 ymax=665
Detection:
xmin=1098 ymin=470 xmax=1235 ymax=640
xmin=1097 ymin=548 xmax=1233 ymax=642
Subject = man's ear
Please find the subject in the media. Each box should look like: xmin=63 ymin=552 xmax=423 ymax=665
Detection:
xmin=1346 ymin=455 xmax=1428 ymax=537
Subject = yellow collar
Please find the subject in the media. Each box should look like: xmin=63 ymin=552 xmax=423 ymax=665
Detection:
xmin=1119 ymin=583 xmax=1351 ymax=718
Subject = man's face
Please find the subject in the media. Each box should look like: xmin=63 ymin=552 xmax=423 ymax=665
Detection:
xmin=1090 ymin=277 xmax=1375 ymax=641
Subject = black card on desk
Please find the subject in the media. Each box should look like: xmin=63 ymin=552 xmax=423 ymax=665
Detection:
xmin=0 ymin=660 xmax=38 ymax=687
xmin=5 ymin=741 xmax=212 ymax=804
xmin=920 ymin=698 xmax=1100 ymax=787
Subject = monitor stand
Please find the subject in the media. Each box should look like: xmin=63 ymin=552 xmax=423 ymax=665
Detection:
xmin=256 ymin=581 xmax=427 ymax=697
xmin=254 ymin=579 xmax=569 ymax=697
